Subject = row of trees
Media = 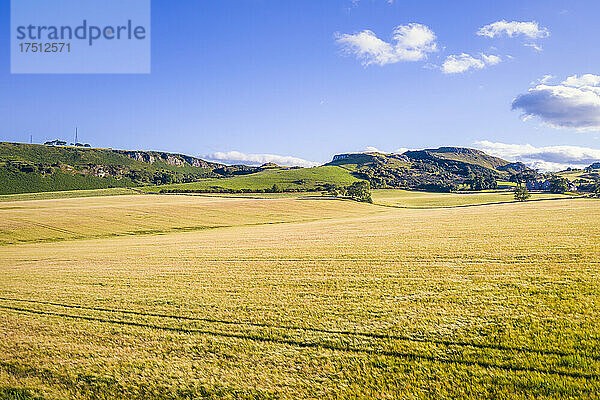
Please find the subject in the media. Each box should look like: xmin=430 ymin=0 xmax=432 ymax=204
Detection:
xmin=464 ymin=174 xmax=498 ymax=191
xmin=510 ymin=172 xmax=574 ymax=194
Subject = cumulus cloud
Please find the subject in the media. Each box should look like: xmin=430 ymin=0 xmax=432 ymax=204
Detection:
xmin=204 ymin=151 xmax=320 ymax=168
xmin=477 ymin=20 xmax=550 ymax=39
xmin=512 ymin=74 xmax=600 ymax=131
xmin=474 ymin=140 xmax=600 ymax=171
xmin=562 ymin=74 xmax=600 ymax=87
xmin=442 ymin=53 xmax=501 ymax=74
xmin=335 ymin=23 xmax=437 ymax=66
xmin=364 ymin=146 xmax=382 ymax=153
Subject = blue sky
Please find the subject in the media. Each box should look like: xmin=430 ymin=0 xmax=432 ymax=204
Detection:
xmin=2 ymin=0 xmax=600 ymax=170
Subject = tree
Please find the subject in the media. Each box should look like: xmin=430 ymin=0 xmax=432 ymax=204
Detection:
xmin=545 ymin=175 xmax=569 ymax=194
xmin=514 ymin=186 xmax=531 ymax=202
xmin=345 ymin=181 xmax=373 ymax=203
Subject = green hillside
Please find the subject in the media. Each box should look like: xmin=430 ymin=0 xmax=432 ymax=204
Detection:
xmin=0 ymin=142 xmax=237 ymax=195
xmin=0 ymin=168 xmax=135 ymax=194
xmin=419 ymin=147 xmax=511 ymax=170
xmin=556 ymin=165 xmax=600 ymax=192
xmin=142 ymin=165 xmax=360 ymax=193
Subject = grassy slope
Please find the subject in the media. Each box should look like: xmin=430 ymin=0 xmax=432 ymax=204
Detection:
xmin=0 ymin=169 xmax=135 ymax=195
xmin=0 ymin=195 xmax=599 ymax=398
xmin=557 ymin=169 xmax=600 ymax=183
xmin=142 ymin=165 xmax=360 ymax=192
xmin=425 ymin=148 xmax=509 ymax=170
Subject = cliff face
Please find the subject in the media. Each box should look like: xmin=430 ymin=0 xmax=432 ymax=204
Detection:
xmin=114 ymin=150 xmax=220 ymax=169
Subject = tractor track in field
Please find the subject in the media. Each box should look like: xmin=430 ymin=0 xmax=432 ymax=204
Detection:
xmin=1 ymin=301 xmax=599 ymax=380
xmin=0 ymin=297 xmax=592 ymax=360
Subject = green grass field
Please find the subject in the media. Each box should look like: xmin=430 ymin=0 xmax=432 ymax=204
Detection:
xmin=141 ymin=165 xmax=360 ymax=193
xmin=0 ymin=192 xmax=599 ymax=399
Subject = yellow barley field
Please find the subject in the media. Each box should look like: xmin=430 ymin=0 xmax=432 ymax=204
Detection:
xmin=0 ymin=192 xmax=599 ymax=399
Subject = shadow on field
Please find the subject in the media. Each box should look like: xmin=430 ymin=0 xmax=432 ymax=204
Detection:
xmin=0 ymin=300 xmax=598 ymax=380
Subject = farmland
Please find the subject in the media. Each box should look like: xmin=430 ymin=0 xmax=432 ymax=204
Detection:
xmin=0 ymin=191 xmax=599 ymax=399
xmin=371 ymin=189 xmax=575 ymax=208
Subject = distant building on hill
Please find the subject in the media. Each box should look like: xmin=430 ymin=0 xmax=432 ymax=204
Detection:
xmin=44 ymin=139 xmax=67 ymax=146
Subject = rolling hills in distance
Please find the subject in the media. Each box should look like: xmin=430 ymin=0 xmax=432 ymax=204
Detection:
xmin=0 ymin=141 xmax=598 ymax=195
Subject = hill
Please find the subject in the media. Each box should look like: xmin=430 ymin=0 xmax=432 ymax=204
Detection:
xmin=555 ymin=164 xmax=600 ymax=191
xmin=0 ymin=142 xmax=261 ymax=195
xmin=0 ymin=143 xmax=533 ymax=195
xmin=327 ymin=147 xmax=528 ymax=191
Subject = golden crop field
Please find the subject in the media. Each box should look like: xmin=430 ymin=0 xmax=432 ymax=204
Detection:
xmin=1 ymin=192 xmax=599 ymax=399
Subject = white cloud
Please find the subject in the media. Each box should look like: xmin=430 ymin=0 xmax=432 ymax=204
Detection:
xmin=361 ymin=146 xmax=415 ymax=154
xmin=562 ymin=74 xmax=600 ymax=87
xmin=524 ymin=43 xmax=543 ymax=52
xmin=204 ymin=151 xmax=320 ymax=168
xmin=474 ymin=140 xmax=600 ymax=171
xmin=477 ymin=20 xmax=550 ymax=39
xmin=512 ymin=74 xmax=600 ymax=131
xmin=530 ymin=74 xmax=554 ymax=85
xmin=335 ymin=23 xmax=437 ymax=66
xmin=442 ymin=54 xmax=484 ymax=74
xmin=481 ymin=54 xmax=501 ymax=65
xmin=442 ymin=53 xmax=501 ymax=74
